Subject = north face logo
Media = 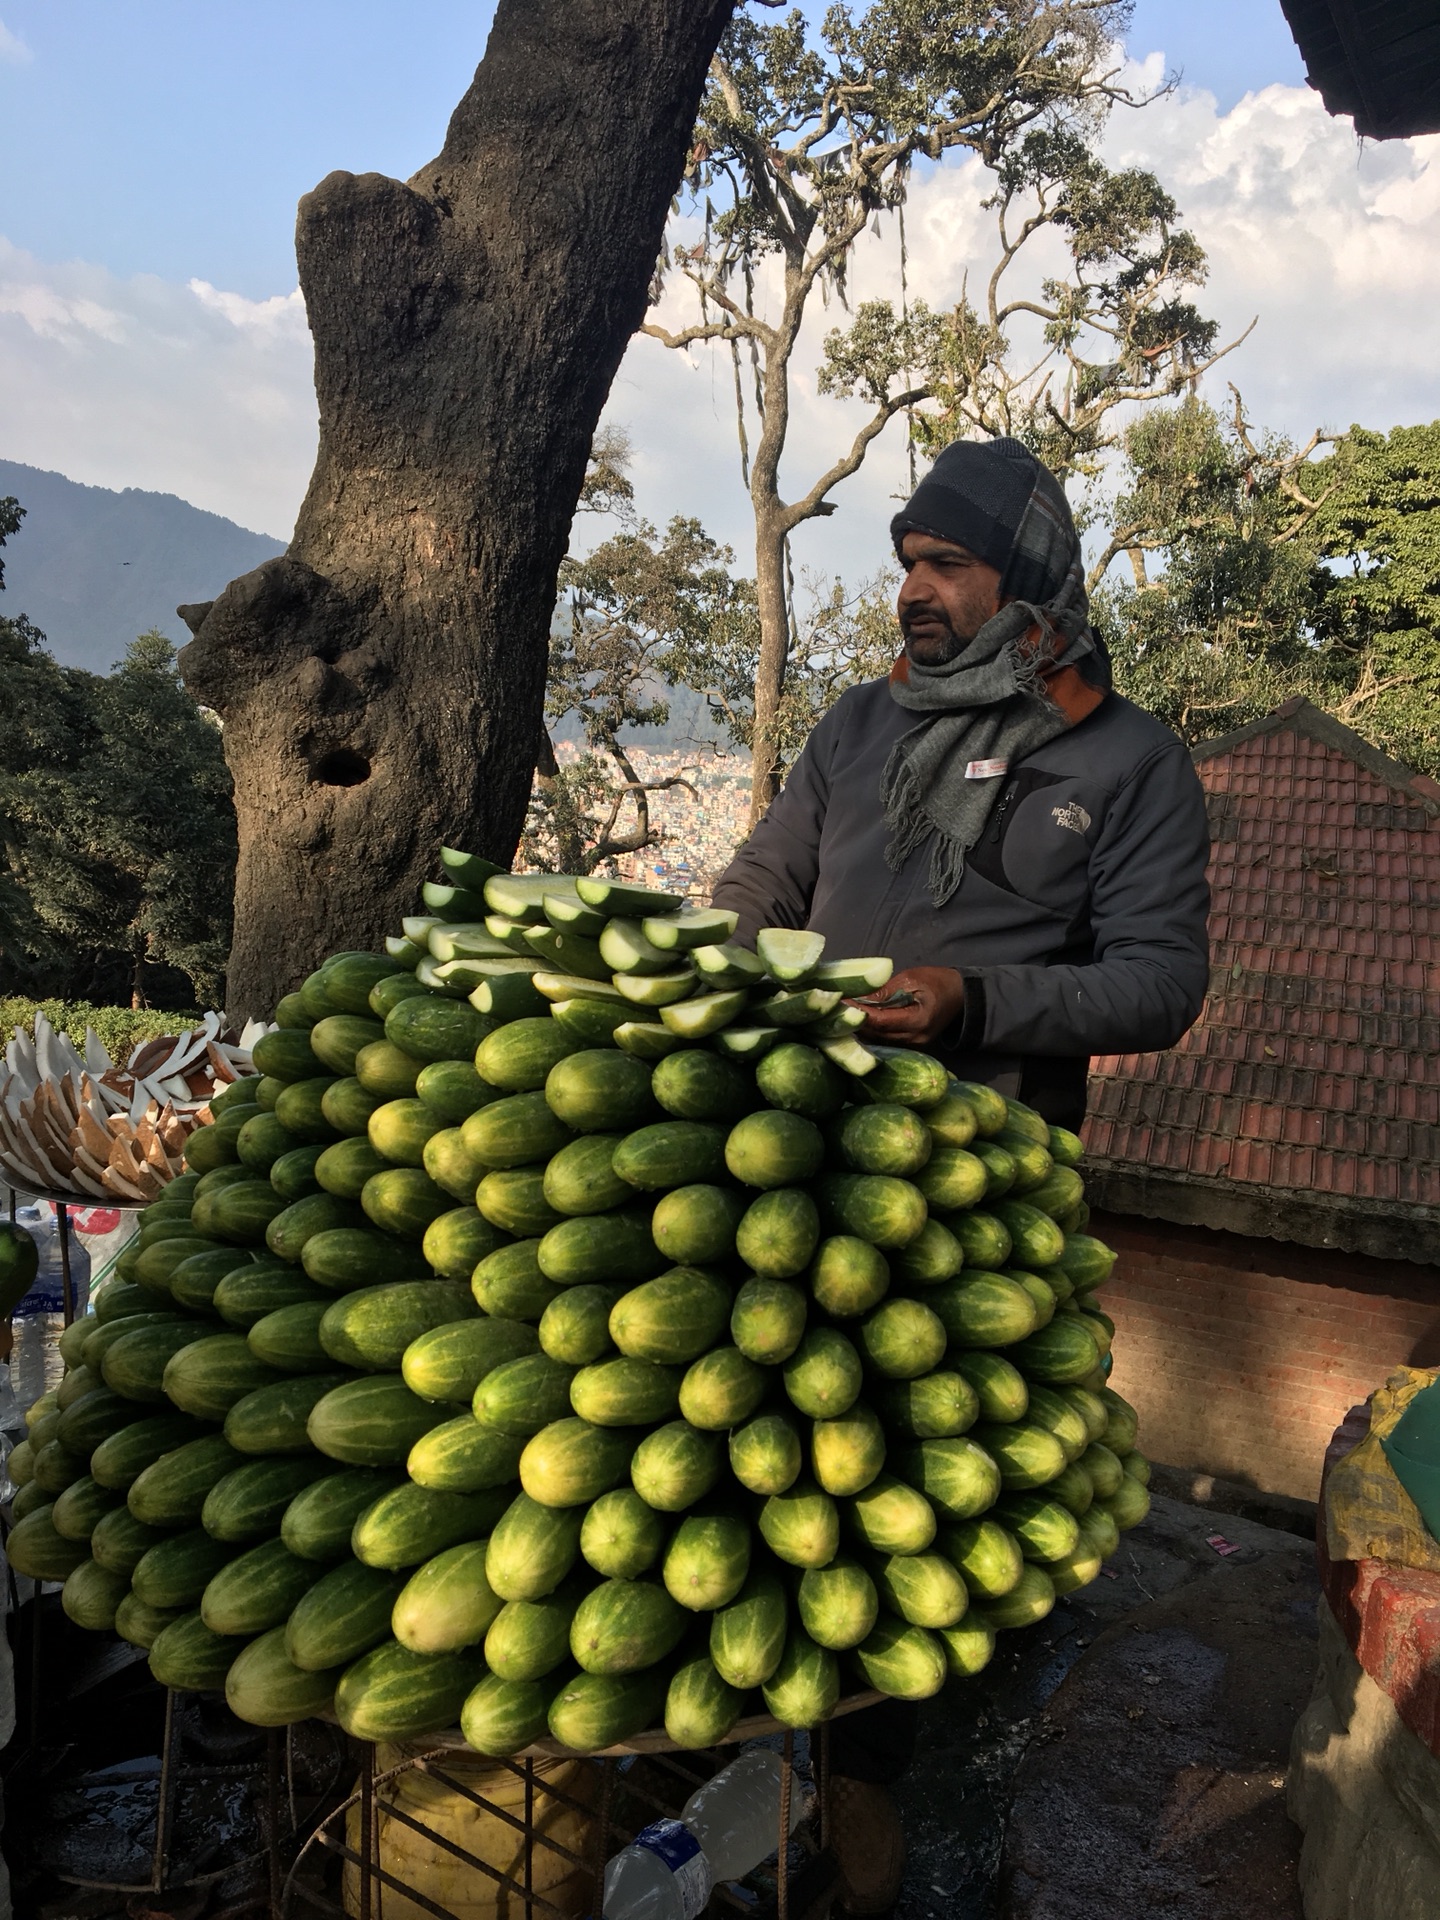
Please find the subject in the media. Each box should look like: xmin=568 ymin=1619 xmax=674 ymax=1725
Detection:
xmin=1051 ymin=801 xmax=1092 ymax=834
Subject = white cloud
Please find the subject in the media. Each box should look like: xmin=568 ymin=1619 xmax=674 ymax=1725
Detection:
xmin=1 ymin=74 xmax=1436 ymax=569
xmin=0 ymin=239 xmax=315 ymax=537
xmin=605 ymin=75 xmax=1440 ymax=585
xmin=0 ymin=19 xmax=31 ymax=64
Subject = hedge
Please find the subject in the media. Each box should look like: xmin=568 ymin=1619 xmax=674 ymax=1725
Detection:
xmin=0 ymin=999 xmax=204 ymax=1066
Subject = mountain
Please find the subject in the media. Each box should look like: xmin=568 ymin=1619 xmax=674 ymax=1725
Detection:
xmin=0 ymin=460 xmax=285 ymax=674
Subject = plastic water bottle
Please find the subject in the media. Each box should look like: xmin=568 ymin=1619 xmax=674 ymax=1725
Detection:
xmin=9 ymin=1206 xmax=89 ymax=1418
xmin=601 ymin=1750 xmax=809 ymax=1919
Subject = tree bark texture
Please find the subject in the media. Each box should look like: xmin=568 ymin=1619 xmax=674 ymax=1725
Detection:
xmin=180 ymin=0 xmax=735 ymax=1019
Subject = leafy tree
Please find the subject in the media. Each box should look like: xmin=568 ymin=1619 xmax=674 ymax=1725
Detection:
xmin=0 ymin=609 xmax=236 ymax=1006
xmin=527 ymin=501 xmax=757 ymax=873
xmin=644 ymin=0 xmax=1232 ymax=820
xmin=1095 ymin=400 xmax=1440 ymax=777
xmin=1308 ymin=421 xmax=1440 ymax=774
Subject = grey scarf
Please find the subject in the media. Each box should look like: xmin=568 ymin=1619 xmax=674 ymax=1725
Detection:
xmin=882 ymin=470 xmax=1104 ymax=906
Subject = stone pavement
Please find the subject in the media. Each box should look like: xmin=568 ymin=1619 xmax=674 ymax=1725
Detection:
xmin=889 ymin=1493 xmax=1318 ymax=1920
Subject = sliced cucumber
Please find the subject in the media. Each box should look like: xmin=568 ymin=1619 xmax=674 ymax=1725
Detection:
xmin=575 ymin=877 xmax=685 ymax=915
xmin=439 ymin=846 xmax=506 ymax=890
xmin=523 ymin=926 xmax=611 ymax=981
xmin=807 ymin=1007 xmax=868 ymax=1040
xmin=615 ymin=1022 xmax=689 ymax=1060
xmin=484 ymin=915 xmax=540 ymax=954
xmin=813 ymin=956 xmax=894 ymax=995
xmin=543 ymin=893 xmax=608 ymax=939
xmin=756 ymin=928 xmax=826 ymax=984
xmin=641 ymin=908 xmax=740 ymax=952
xmin=422 ymin=881 xmax=489 ymax=920
xmin=429 ymin=924 xmax=519 ymax=963
xmin=613 ymin=970 xmax=698 ymax=1008
xmin=384 ymin=936 xmax=425 ymax=964
xmin=691 ymin=943 xmax=767 ymax=988
xmin=402 ymin=915 xmax=443 ymax=947
xmin=753 ymin=988 xmax=844 ymax=1027
xmin=659 ymin=990 xmax=749 ymax=1038
xmin=469 ymin=972 xmax=548 ymax=1020
xmin=484 ymin=873 xmax=583 ymax=922
xmin=599 ymin=919 xmax=677 ymax=977
xmin=819 ymin=1037 xmax=879 ymax=1076
xmin=711 ymin=1026 xmax=783 ymax=1059
xmin=530 ymin=973 xmax=629 ymax=1005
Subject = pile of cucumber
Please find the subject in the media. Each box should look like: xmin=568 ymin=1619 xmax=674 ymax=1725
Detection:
xmin=7 ymin=847 xmax=1149 ymax=1753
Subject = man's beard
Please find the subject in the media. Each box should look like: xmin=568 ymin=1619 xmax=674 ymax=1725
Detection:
xmin=900 ymin=609 xmax=972 ymax=666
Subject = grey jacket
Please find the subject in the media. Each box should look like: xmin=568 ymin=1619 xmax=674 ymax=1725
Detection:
xmin=711 ymin=678 xmax=1210 ymax=1125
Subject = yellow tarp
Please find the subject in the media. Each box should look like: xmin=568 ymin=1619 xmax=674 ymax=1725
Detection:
xmin=1324 ymin=1367 xmax=1440 ymax=1574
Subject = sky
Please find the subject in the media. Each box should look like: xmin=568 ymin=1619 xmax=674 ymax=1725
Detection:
xmin=2 ymin=1 xmax=1437 ymax=587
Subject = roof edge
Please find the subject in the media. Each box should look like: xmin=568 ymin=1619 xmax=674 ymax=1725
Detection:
xmin=1084 ymin=1160 xmax=1440 ymax=1268
xmin=1191 ymin=697 xmax=1440 ymax=815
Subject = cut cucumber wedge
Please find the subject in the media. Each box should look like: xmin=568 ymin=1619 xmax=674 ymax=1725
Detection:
xmin=807 ymin=1006 xmax=869 ymax=1040
xmin=422 ymin=881 xmax=489 ymax=921
xmin=575 ymin=877 xmax=685 ymax=915
xmin=550 ymin=999 xmax=632 ymax=1046
xmin=439 ymin=846 xmax=506 ymax=890
xmin=530 ymin=973 xmax=628 ymax=1005
xmin=485 ymin=914 xmax=542 ymax=954
xmin=613 ymin=970 xmax=698 ymax=1008
xmin=711 ymin=1026 xmax=783 ymax=1059
xmin=402 ymin=915 xmax=443 ymax=947
xmin=641 ymin=908 xmax=740 ymax=952
xmin=429 ymin=924 xmax=520 ymax=963
xmin=543 ymin=893 xmax=608 ymax=939
xmin=614 ymin=1021 xmax=689 ymax=1060
xmin=819 ymin=1037 xmax=879 ymax=1076
xmin=468 ymin=972 xmax=548 ymax=1020
xmin=384 ymin=936 xmax=425 ymax=965
xmin=522 ymin=925 xmax=610 ymax=981
xmin=812 ymin=956 xmax=894 ymax=995
xmin=756 ymin=928 xmax=826 ymax=984
xmin=484 ymin=873 xmax=582 ymax=923
xmin=417 ymin=956 xmax=485 ymax=996
xmin=692 ymin=943 xmax=767 ymax=988
xmin=659 ymin=990 xmax=749 ymax=1038
xmin=753 ymin=988 xmax=844 ymax=1027
xmin=599 ymin=919 xmax=677 ymax=977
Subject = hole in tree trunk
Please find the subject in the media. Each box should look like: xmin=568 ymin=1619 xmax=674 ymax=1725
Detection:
xmin=311 ymin=748 xmax=371 ymax=787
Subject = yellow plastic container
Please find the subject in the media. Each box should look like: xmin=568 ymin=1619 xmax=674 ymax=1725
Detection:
xmin=343 ymin=1744 xmax=599 ymax=1920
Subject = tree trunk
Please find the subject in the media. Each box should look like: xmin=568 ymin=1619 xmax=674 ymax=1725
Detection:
xmin=749 ymin=511 xmax=791 ymax=826
xmin=179 ymin=0 xmax=735 ymax=1020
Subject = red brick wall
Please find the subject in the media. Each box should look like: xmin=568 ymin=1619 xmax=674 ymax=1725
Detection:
xmin=1093 ymin=1210 xmax=1440 ymax=1501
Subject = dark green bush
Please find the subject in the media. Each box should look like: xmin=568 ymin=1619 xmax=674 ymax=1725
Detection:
xmin=0 ymin=999 xmax=203 ymax=1065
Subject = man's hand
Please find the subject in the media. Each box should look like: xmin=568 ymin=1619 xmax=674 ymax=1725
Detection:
xmin=850 ymin=966 xmax=966 ymax=1047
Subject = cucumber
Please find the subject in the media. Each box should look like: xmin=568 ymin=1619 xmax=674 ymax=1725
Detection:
xmin=518 ymin=1415 xmax=635 ymax=1509
xmin=580 ymin=1488 xmax=668 ymax=1578
xmin=724 ymin=1111 xmax=824 ymax=1189
xmin=812 ymin=1402 xmax=887 ymax=1496
xmin=476 ymin=1167 xmax=565 ymax=1237
xmin=609 ymin=1268 xmax=731 ymax=1365
xmin=224 ymin=1373 xmax=355 ymax=1454
xmin=484 ymin=1583 xmax=580 ymax=1680
xmin=424 ymin=1207 xmax=508 ymax=1281
xmin=150 ymin=1612 xmax=249 ymax=1691
xmin=845 ymin=1472 xmax=937 ymax=1554
xmin=730 ymin=1276 xmax=807 ymax=1366
xmin=547 ymin=1668 xmax=668 ymax=1752
xmin=569 ymin=1577 xmax=687 ymax=1674
xmin=736 ymin=1188 xmax=821 ymax=1278
xmin=612 ymin=1121 xmax=728 ymax=1192
xmin=759 ymin=1477 xmax=840 ymax=1568
xmin=875 ymin=1371 xmax=979 ymax=1440
xmin=542 ymin=1135 xmax=631 ymax=1217
xmin=318 ymin=1280 xmax=477 ymax=1374
xmin=351 ymin=1483 xmax=509 ymax=1571
xmin=650 ymin=1185 xmax=746 ymax=1265
xmin=663 ymin=1510 xmax=751 ymax=1611
xmin=665 ymin=1656 xmax=747 ymax=1749
xmin=473 ymin=1354 xmax=577 ymax=1436
xmin=754 ymin=1042 xmax=846 ymax=1119
xmin=201 ymin=1537 xmax=325 ymax=1635
xmin=808 ymin=1236 xmax=890 ymax=1318
xmin=407 ymin=1416 xmax=527 ymax=1493
xmin=537 ymin=1208 xmax=664 ymax=1286
xmin=471 ymin=1242 xmax=564 ymax=1322
xmin=461 ymin=1673 xmax=555 ymax=1757
xmin=857 ymin=1297 xmax=947 ymax=1380
xmin=630 ymin=1421 xmax=724 ymax=1512
xmin=761 ymin=1627 xmax=840 ymax=1728
xmin=538 ymin=1284 xmax=625 ymax=1366
xmin=334 ymin=1641 xmax=487 ymax=1742
xmin=202 ymin=1456 xmax=330 ymax=1543
xmin=403 ymin=1317 xmax=539 ymax=1406
xmin=545 ymin=1052 xmax=660 ymax=1135
xmin=287 ymin=1561 xmax=409 ymax=1670
xmin=728 ymin=1412 xmax=803 ymax=1496
xmin=678 ymin=1347 xmax=767 ymax=1430
xmin=307 ymin=1376 xmax=451 ymax=1464
xmin=485 ymin=1492 xmax=583 ymax=1600
xmin=797 ymin=1555 xmax=880 ymax=1650
xmin=840 ymin=1104 xmax=933 ymax=1178
xmin=889 ymin=1219 xmax=964 ymax=1287
xmin=281 ymin=1467 xmax=406 ymax=1561
xmin=853 ymin=1618 xmax=947 ymax=1699
xmin=897 ymin=1436 xmax=1004 ymax=1519
xmin=783 ymin=1328 xmax=863 ymax=1418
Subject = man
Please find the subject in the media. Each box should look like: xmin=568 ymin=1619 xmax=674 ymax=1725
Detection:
xmin=710 ymin=436 xmax=1210 ymax=1913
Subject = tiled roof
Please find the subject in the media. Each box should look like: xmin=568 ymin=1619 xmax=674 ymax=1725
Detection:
xmin=1086 ymin=699 xmax=1440 ymax=1215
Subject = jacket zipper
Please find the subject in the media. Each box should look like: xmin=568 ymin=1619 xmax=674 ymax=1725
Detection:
xmin=990 ymin=783 xmax=1019 ymax=843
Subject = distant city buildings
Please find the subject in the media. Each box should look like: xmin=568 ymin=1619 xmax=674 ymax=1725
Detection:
xmin=546 ymin=742 xmax=752 ymax=897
